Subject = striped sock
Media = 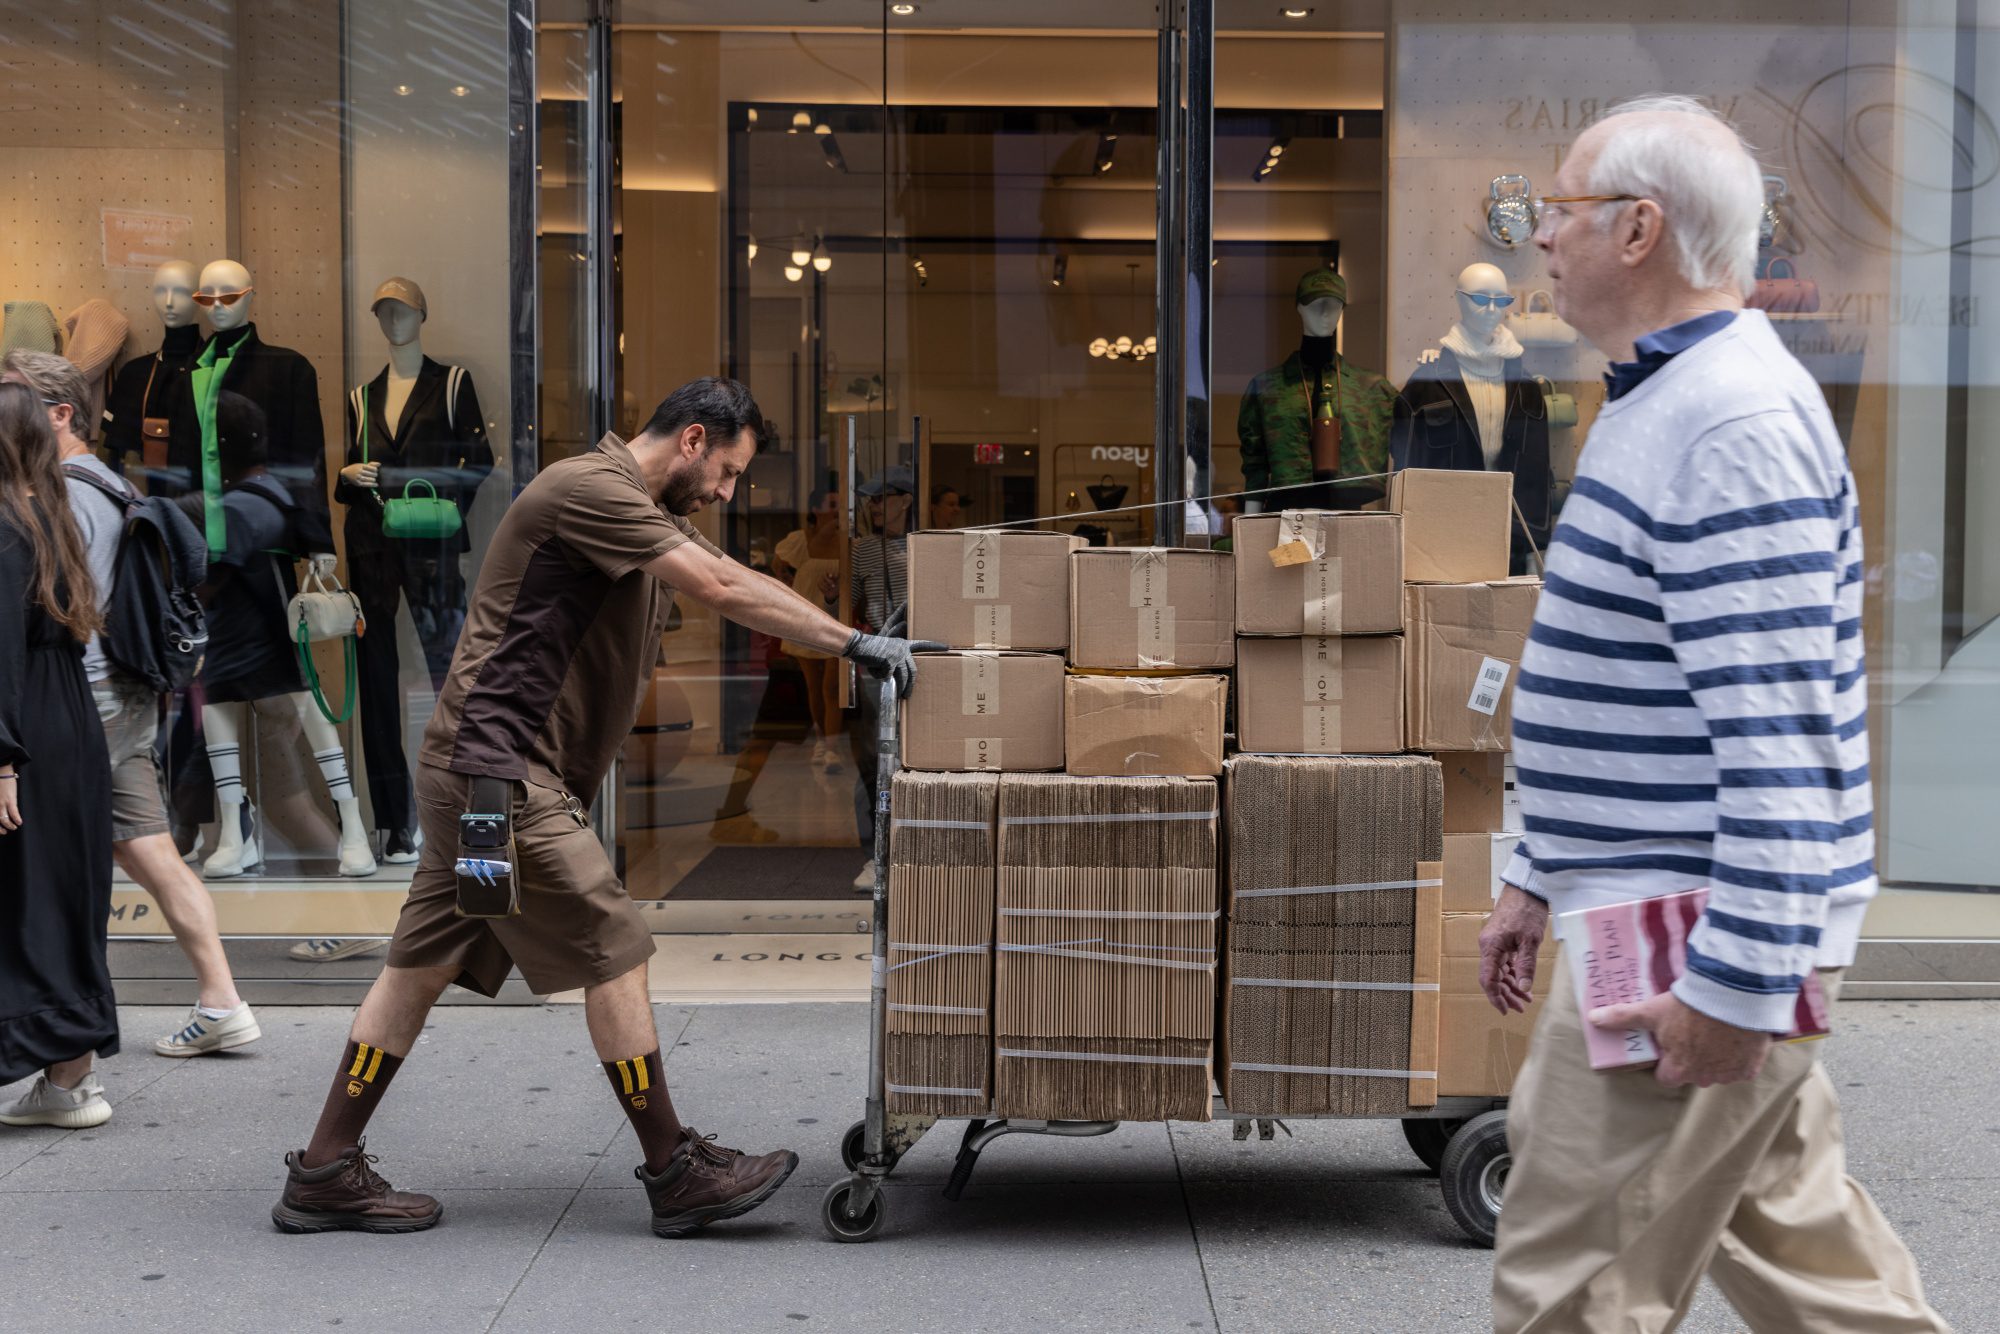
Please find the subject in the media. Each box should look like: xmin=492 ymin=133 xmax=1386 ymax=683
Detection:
xmin=207 ymin=743 xmax=243 ymax=805
xmin=313 ymin=748 xmax=356 ymax=803
xmin=602 ymin=1051 xmax=684 ymax=1173
xmin=303 ymin=1038 xmax=405 ymax=1168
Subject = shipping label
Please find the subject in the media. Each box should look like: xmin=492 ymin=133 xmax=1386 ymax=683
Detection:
xmin=962 ymin=532 xmax=1001 ymax=599
xmin=1467 ymin=656 xmax=1512 ymax=716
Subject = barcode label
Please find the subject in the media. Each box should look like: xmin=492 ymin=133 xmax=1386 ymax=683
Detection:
xmin=1467 ymin=656 xmax=1511 ymax=716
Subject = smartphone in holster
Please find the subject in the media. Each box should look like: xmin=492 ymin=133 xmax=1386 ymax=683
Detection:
xmin=455 ymin=776 xmax=520 ymax=919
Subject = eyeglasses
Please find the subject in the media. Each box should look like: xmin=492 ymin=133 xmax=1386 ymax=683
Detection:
xmin=192 ymin=287 xmax=254 ymax=308
xmin=1534 ymin=193 xmax=1640 ymax=219
xmin=1455 ymin=291 xmax=1516 ymax=310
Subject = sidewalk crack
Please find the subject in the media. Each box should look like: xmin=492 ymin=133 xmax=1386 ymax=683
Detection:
xmin=1169 ymin=1122 xmax=1224 ymax=1333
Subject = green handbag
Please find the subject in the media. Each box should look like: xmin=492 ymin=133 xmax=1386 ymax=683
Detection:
xmin=362 ymin=383 xmax=463 ymax=540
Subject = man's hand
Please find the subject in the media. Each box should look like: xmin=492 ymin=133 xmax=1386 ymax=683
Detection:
xmin=1589 ymin=992 xmax=1771 ymax=1088
xmin=1479 ymin=885 xmax=1548 ymax=1015
xmin=0 ymin=771 xmax=20 ymax=835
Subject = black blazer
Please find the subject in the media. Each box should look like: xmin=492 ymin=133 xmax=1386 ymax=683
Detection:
xmin=1391 ymin=349 xmax=1552 ymax=570
xmin=336 ymin=357 xmax=492 ymax=557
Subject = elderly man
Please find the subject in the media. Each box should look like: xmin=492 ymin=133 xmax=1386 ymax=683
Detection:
xmin=1480 ymin=98 xmax=1949 ymax=1332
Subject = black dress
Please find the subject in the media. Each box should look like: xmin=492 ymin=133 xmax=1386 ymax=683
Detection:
xmin=0 ymin=514 xmax=117 ymax=1083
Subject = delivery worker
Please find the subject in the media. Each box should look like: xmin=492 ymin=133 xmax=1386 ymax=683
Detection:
xmin=274 ymin=377 xmax=934 ymax=1239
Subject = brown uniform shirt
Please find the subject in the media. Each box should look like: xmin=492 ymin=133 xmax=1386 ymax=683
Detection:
xmin=419 ymin=432 xmax=721 ymax=797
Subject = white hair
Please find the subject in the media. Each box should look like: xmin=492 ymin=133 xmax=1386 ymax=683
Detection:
xmin=1588 ymin=94 xmax=1764 ymax=297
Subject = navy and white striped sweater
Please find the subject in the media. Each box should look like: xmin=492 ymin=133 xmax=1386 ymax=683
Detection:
xmin=1501 ymin=310 xmax=1874 ymax=1033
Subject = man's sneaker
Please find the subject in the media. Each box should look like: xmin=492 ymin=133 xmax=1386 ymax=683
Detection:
xmin=382 ymin=828 xmax=421 ymax=865
xmin=287 ymin=938 xmax=383 ymax=963
xmin=0 ymin=1073 xmax=112 ymax=1129
xmin=272 ymin=1142 xmax=442 ymax=1234
xmin=637 ymin=1129 xmax=798 ymax=1238
xmin=154 ymin=1003 xmax=263 ymax=1058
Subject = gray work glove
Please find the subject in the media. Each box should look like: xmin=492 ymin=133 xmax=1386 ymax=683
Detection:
xmin=843 ymin=607 xmax=942 ymax=698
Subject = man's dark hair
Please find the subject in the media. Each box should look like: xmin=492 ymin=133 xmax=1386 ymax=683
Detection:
xmin=931 ymin=484 xmax=960 ymax=504
xmin=641 ymin=377 xmax=771 ymax=455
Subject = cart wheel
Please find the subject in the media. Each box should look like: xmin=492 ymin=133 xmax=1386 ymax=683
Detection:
xmin=1399 ymin=1117 xmax=1464 ymax=1175
xmin=820 ymin=1179 xmax=886 ymax=1243
xmin=840 ymin=1121 xmax=867 ymax=1172
xmin=1439 ymin=1109 xmax=1509 ymax=1248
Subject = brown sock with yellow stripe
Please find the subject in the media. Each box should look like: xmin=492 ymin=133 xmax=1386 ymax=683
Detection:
xmin=603 ymin=1050 xmax=684 ymax=1172
xmin=302 ymin=1038 xmax=406 ymax=1168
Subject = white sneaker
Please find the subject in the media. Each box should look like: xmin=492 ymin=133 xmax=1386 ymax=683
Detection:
xmin=203 ymin=833 xmax=262 ymax=880
xmin=287 ymin=938 xmax=384 ymax=963
xmin=852 ymin=858 xmax=878 ymax=892
xmin=822 ymin=744 xmax=844 ymax=774
xmin=154 ymin=1003 xmax=263 ymax=1058
xmin=0 ymin=1073 xmax=112 ymax=1128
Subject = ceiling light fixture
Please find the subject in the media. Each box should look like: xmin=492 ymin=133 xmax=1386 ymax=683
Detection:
xmin=1282 ymin=7 xmax=1313 ymax=17
xmin=820 ymin=133 xmax=848 ymax=172
xmin=811 ymin=238 xmax=832 ymax=273
xmin=891 ymin=2 xmax=917 ymax=13
xmin=394 ymin=84 xmax=411 ymax=96
xmin=790 ymin=241 xmax=812 ymax=267
xmin=784 ymin=263 xmax=804 ymax=282
xmin=1093 ymin=131 xmax=1118 ymax=176
xmin=911 ymin=254 xmax=929 ymax=288
xmin=1088 ymin=263 xmax=1157 ymax=363
xmin=1052 ymin=254 xmax=1068 ymax=287
xmin=791 ymin=110 xmax=811 ymax=133
xmin=451 ymin=85 xmax=468 ymax=97
xmin=747 ymin=107 xmax=759 ymax=125
xmin=1253 ymin=132 xmax=1291 ymax=182
xmin=746 ymin=234 xmax=758 ymax=262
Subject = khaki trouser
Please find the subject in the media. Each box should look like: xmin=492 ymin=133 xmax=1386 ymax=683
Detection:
xmin=1493 ymin=957 xmax=1950 ymax=1334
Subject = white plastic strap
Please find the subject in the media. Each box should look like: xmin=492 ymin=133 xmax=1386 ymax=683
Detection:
xmin=1230 ymin=1062 xmax=1437 ymax=1079
xmin=1000 ymin=907 xmax=1219 ymax=922
xmin=891 ymin=818 xmax=991 ymax=831
xmin=887 ymin=942 xmax=989 ymax=973
xmin=1003 ymin=809 xmax=1217 ymax=826
xmin=887 ymin=1003 xmax=986 ymax=1016
xmin=1233 ymin=876 xmax=1443 ymax=900
xmin=997 ymin=942 xmax=1213 ymax=971
xmin=1233 ymin=978 xmax=1441 ymax=992
xmin=998 ymin=1047 xmax=1208 ymax=1068
xmin=887 ymin=1082 xmax=986 ymax=1098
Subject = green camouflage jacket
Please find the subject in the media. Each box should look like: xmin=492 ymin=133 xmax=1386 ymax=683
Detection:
xmin=1237 ymin=351 xmax=1397 ymax=497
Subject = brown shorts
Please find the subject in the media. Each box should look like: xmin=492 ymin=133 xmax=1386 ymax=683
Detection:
xmin=386 ymin=763 xmax=656 ymax=998
xmin=92 ymin=676 xmax=169 ymax=842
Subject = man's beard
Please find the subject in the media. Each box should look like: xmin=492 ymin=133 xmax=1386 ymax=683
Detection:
xmin=661 ymin=469 xmax=706 ymax=516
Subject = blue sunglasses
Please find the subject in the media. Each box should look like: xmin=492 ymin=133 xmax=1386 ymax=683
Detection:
xmin=1456 ymin=291 xmax=1517 ymax=310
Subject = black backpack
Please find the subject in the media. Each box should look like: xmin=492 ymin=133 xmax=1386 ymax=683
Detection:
xmin=63 ymin=462 xmax=210 ymax=693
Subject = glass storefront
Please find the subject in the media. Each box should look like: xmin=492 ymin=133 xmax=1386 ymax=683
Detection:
xmin=5 ymin=0 xmax=1993 ymax=996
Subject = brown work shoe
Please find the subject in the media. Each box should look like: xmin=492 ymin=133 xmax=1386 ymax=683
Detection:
xmin=638 ymin=1128 xmax=798 ymax=1237
xmin=271 ymin=1141 xmax=443 ymax=1234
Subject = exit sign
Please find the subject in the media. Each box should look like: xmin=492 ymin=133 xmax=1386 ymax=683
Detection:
xmin=974 ymin=442 xmax=1006 ymax=464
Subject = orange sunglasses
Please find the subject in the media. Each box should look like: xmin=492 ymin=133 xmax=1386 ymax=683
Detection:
xmin=193 ymin=287 xmax=254 ymax=308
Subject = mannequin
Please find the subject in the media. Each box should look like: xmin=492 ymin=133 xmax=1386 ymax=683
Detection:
xmin=1238 ymin=268 xmax=1397 ymax=513
xmin=104 ymin=260 xmax=204 ymax=476
xmin=166 ymin=259 xmax=335 ymax=563
xmin=1391 ymin=262 xmax=1552 ymax=572
xmin=192 ymin=389 xmax=375 ymax=878
xmin=334 ymin=277 xmax=492 ymax=861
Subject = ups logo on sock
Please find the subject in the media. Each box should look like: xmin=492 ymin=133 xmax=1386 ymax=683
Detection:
xmin=346 ymin=1080 xmax=365 ymax=1097
xmin=630 ymin=1095 xmax=648 ymax=1110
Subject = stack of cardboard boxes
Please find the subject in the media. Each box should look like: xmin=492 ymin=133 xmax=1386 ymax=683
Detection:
xmin=885 ymin=468 xmax=1551 ymax=1121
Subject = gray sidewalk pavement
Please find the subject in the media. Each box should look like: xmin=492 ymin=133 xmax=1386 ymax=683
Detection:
xmin=1 ymin=997 xmax=1991 ymax=1333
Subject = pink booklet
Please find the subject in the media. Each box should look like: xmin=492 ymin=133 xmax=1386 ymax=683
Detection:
xmin=1560 ymin=888 xmax=1830 ymax=1070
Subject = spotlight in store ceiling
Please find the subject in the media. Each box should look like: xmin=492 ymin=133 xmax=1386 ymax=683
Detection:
xmin=1282 ymin=6 xmax=1313 ymax=17
xmin=1094 ymin=132 xmax=1118 ymax=175
xmin=784 ymin=263 xmax=804 ymax=282
xmin=747 ymin=107 xmax=759 ymax=125
xmin=747 ymin=234 xmax=759 ymax=262
xmin=451 ymin=85 xmax=468 ymax=97
xmin=814 ymin=120 xmax=832 ymax=136
xmin=395 ymin=84 xmax=412 ymax=96
xmin=1052 ymin=254 xmax=1068 ymax=287
xmin=790 ymin=241 xmax=813 ymax=266
xmin=1253 ymin=132 xmax=1291 ymax=182
xmin=891 ymin=3 xmax=917 ymax=13
xmin=791 ymin=110 xmax=811 ymax=133
xmin=911 ymin=253 xmax=929 ymax=287
xmin=820 ymin=132 xmax=849 ymax=172
xmin=812 ymin=238 xmax=832 ymax=273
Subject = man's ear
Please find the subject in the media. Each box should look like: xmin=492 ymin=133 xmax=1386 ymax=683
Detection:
xmin=1620 ymin=200 xmax=1668 ymax=269
xmin=680 ymin=422 xmax=707 ymax=458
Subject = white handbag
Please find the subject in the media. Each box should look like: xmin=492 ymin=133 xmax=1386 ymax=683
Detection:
xmin=1507 ymin=289 xmax=1578 ymax=348
xmin=287 ymin=565 xmax=364 ymax=643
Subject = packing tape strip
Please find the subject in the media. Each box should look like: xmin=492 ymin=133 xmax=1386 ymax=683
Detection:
xmin=1233 ymin=876 xmax=1443 ymax=899
xmin=1001 ymin=907 xmax=1220 ymax=921
xmin=1230 ymin=1062 xmax=1438 ymax=1079
xmin=888 ymin=1082 xmax=987 ymax=1098
xmin=997 ymin=942 xmax=1214 ymax=971
xmin=1233 ymin=978 xmax=1441 ymax=992
xmin=997 ymin=1047 xmax=1209 ymax=1068
xmin=1002 ymin=808 xmax=1218 ymax=825
xmin=891 ymin=817 xmax=993 ymax=831
xmin=888 ymin=1002 xmax=986 ymax=1016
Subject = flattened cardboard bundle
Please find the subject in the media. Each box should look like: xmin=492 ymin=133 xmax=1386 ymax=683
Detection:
xmin=909 ymin=529 xmax=1085 ymax=650
xmin=1442 ymin=831 xmax=1523 ymax=913
xmin=1235 ymin=635 xmax=1404 ymax=755
xmin=1223 ymin=755 xmax=1444 ymax=1115
xmin=1439 ymin=911 xmax=1555 ymax=1097
xmin=901 ymin=651 xmax=1065 ymax=772
xmin=1234 ymin=511 xmax=1403 ymax=636
xmin=1065 ymin=674 xmax=1227 ymax=777
xmin=1069 ymin=548 xmax=1234 ymax=670
xmin=993 ymin=774 xmax=1218 ymax=1122
xmin=1404 ymin=579 xmax=1540 ymax=752
xmin=885 ymin=771 xmax=999 ymax=1116
xmin=1389 ymin=467 xmax=1512 ymax=584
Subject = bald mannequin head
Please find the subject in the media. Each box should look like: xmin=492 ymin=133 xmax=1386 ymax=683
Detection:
xmin=199 ymin=259 xmax=255 ymax=333
xmin=1455 ymin=262 xmax=1512 ymax=341
xmin=152 ymin=261 xmax=200 ymax=329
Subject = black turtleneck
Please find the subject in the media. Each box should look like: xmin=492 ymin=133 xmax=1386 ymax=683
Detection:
xmin=1299 ymin=334 xmax=1335 ymax=377
xmin=160 ymin=323 xmax=202 ymax=361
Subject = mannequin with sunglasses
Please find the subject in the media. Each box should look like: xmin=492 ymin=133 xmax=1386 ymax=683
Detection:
xmin=103 ymin=260 xmax=205 ymax=480
xmin=333 ymin=277 xmax=493 ymax=864
xmin=1391 ymin=262 xmax=1552 ymax=572
xmin=1238 ymin=267 xmax=1397 ymax=514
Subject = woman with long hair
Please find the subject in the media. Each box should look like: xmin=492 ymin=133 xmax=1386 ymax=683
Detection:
xmin=0 ymin=379 xmax=119 ymax=1128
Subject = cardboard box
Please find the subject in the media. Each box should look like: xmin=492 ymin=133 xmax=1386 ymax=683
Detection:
xmin=1223 ymin=755 xmax=1444 ymax=1115
xmin=1390 ymin=468 xmax=1512 ymax=584
xmin=1235 ymin=635 xmax=1404 ymax=755
xmin=1442 ymin=831 xmax=1522 ymax=913
xmin=1065 ymin=674 xmax=1227 ymax=778
xmin=1233 ymin=511 xmax=1403 ymax=636
xmin=1069 ymin=548 xmax=1234 ymax=670
xmin=909 ymin=529 xmax=1085 ymax=651
xmin=885 ymin=771 xmax=998 ymax=1116
xmin=1438 ymin=751 xmax=1507 ymax=832
xmin=993 ymin=774 xmax=1218 ymax=1121
xmin=1438 ymin=912 xmax=1555 ymax=1097
xmin=901 ymin=652 xmax=1065 ymax=772
xmin=1404 ymin=579 xmax=1540 ymax=751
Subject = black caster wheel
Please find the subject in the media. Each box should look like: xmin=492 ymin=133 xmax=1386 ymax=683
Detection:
xmin=1439 ymin=1109 xmax=1510 ymax=1248
xmin=820 ymin=1178 xmax=885 ymax=1242
xmin=1400 ymin=1117 xmax=1465 ymax=1176
xmin=840 ymin=1120 xmax=900 ymax=1174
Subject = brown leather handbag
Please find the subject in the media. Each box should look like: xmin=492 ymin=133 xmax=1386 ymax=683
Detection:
xmin=139 ymin=358 xmax=170 ymax=468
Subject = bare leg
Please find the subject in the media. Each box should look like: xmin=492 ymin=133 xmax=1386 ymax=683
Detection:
xmin=47 ymin=1055 xmax=94 ymax=1089
xmin=350 ymin=962 xmax=456 ymax=1054
xmin=799 ymin=659 xmax=832 ymax=745
xmin=115 ymin=833 xmax=242 ymax=1010
xmin=583 ymin=959 xmax=662 ymax=1060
